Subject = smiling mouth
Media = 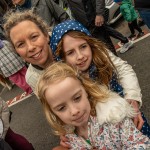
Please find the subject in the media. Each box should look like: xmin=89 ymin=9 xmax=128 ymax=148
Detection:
xmin=30 ymin=50 xmax=42 ymax=59
xmin=73 ymin=114 xmax=85 ymax=122
xmin=77 ymin=60 xmax=87 ymax=67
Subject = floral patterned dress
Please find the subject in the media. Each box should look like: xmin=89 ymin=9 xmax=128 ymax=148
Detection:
xmin=66 ymin=116 xmax=150 ymax=150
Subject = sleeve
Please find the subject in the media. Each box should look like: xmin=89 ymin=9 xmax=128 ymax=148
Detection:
xmin=45 ymin=0 xmax=70 ymax=22
xmin=96 ymin=91 xmax=136 ymax=125
xmin=0 ymin=98 xmax=10 ymax=139
xmin=108 ymin=50 xmax=142 ymax=107
xmin=25 ymin=64 xmax=43 ymax=92
xmin=120 ymin=5 xmax=132 ymax=22
xmin=96 ymin=0 xmax=105 ymax=16
xmin=119 ymin=118 xmax=150 ymax=149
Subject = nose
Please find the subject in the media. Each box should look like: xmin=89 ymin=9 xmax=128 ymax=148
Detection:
xmin=26 ymin=40 xmax=36 ymax=52
xmin=76 ymin=50 xmax=84 ymax=60
xmin=70 ymin=105 xmax=80 ymax=116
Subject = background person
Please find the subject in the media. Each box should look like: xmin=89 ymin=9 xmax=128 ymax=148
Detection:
xmin=0 ymin=36 xmax=32 ymax=94
xmin=114 ymin=0 xmax=144 ymax=39
xmin=0 ymin=97 xmax=34 ymax=150
xmin=12 ymin=0 xmax=70 ymax=28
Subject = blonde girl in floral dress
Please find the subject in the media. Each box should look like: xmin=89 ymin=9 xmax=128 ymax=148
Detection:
xmin=36 ymin=62 xmax=150 ymax=150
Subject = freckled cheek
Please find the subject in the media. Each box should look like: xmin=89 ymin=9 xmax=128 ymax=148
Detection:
xmin=16 ymin=49 xmax=26 ymax=57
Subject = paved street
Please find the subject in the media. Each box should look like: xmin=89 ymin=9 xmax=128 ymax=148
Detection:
xmin=0 ymin=20 xmax=150 ymax=150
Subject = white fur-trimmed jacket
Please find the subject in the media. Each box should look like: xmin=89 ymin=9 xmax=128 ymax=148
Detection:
xmin=108 ymin=51 xmax=142 ymax=107
xmin=96 ymin=91 xmax=136 ymax=125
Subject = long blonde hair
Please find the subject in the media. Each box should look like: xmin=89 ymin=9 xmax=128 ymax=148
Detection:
xmin=36 ymin=62 xmax=109 ymax=135
xmin=56 ymin=31 xmax=116 ymax=86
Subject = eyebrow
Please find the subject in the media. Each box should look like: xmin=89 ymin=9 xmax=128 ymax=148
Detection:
xmin=65 ymin=42 xmax=87 ymax=53
xmin=53 ymin=89 xmax=82 ymax=110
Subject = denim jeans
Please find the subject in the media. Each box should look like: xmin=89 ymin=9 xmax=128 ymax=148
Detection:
xmin=138 ymin=10 xmax=150 ymax=29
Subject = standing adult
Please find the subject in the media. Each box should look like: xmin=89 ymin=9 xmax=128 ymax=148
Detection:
xmin=12 ymin=0 xmax=70 ymax=27
xmin=134 ymin=0 xmax=150 ymax=29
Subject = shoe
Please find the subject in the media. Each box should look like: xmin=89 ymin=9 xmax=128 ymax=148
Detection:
xmin=137 ymin=32 xmax=144 ymax=38
xmin=120 ymin=40 xmax=134 ymax=53
xmin=128 ymin=34 xmax=136 ymax=39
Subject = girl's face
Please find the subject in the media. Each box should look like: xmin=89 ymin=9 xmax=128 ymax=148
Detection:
xmin=45 ymin=77 xmax=91 ymax=128
xmin=63 ymin=35 xmax=92 ymax=72
xmin=10 ymin=20 xmax=53 ymax=68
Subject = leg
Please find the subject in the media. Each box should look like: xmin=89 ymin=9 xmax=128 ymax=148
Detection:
xmin=132 ymin=19 xmax=143 ymax=33
xmin=128 ymin=22 xmax=135 ymax=35
xmin=5 ymin=128 xmax=34 ymax=150
xmin=0 ymin=75 xmax=13 ymax=90
xmin=9 ymin=66 xmax=32 ymax=94
xmin=0 ymin=139 xmax=12 ymax=150
xmin=89 ymin=25 xmax=117 ymax=56
xmin=105 ymin=24 xmax=129 ymax=44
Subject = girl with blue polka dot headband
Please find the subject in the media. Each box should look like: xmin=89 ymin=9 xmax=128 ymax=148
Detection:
xmin=50 ymin=20 xmax=150 ymax=139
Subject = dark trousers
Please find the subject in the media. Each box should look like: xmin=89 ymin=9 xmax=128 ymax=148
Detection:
xmin=5 ymin=128 xmax=34 ymax=150
xmin=128 ymin=19 xmax=142 ymax=34
xmin=105 ymin=24 xmax=129 ymax=44
xmin=88 ymin=25 xmax=118 ymax=56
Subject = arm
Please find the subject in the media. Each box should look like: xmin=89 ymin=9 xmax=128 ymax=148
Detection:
xmin=108 ymin=50 xmax=143 ymax=130
xmin=119 ymin=118 xmax=150 ymax=149
xmin=108 ymin=50 xmax=142 ymax=106
xmin=95 ymin=0 xmax=105 ymax=26
xmin=0 ymin=98 xmax=10 ymax=139
xmin=45 ymin=0 xmax=70 ymax=23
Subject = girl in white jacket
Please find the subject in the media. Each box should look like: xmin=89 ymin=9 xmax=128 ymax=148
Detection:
xmin=50 ymin=20 xmax=150 ymax=139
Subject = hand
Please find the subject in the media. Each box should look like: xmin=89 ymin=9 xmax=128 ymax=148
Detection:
xmin=95 ymin=15 xmax=104 ymax=26
xmin=60 ymin=135 xmax=71 ymax=149
xmin=127 ymin=99 xmax=144 ymax=130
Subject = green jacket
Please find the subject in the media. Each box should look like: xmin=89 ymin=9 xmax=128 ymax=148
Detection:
xmin=120 ymin=0 xmax=138 ymax=22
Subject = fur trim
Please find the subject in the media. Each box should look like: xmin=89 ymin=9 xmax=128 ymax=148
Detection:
xmin=96 ymin=91 xmax=137 ymax=125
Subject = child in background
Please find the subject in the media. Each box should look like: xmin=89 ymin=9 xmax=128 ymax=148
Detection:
xmin=37 ymin=62 xmax=150 ymax=149
xmin=114 ymin=0 xmax=144 ymax=39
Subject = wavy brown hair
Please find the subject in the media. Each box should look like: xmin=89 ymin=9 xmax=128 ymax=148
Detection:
xmin=36 ymin=62 xmax=109 ymax=135
xmin=55 ymin=31 xmax=116 ymax=86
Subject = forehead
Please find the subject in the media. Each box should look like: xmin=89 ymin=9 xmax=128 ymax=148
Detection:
xmin=10 ymin=20 xmax=41 ymax=42
xmin=12 ymin=20 xmax=39 ymax=31
xmin=45 ymin=77 xmax=82 ymax=105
